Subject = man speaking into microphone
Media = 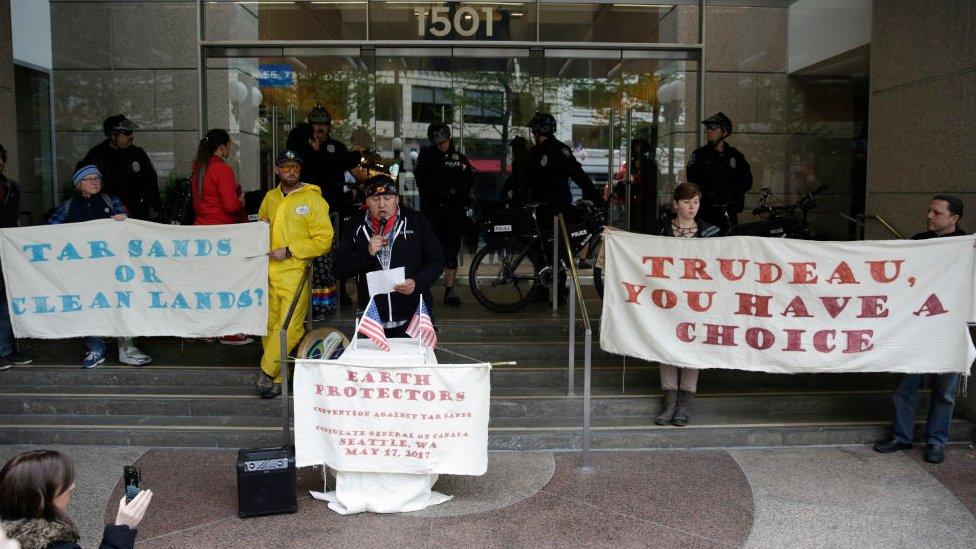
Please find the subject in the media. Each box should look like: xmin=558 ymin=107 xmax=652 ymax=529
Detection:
xmin=334 ymin=175 xmax=445 ymax=337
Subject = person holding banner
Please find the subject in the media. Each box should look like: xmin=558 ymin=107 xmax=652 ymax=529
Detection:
xmin=334 ymin=175 xmax=445 ymax=337
xmin=873 ymin=194 xmax=968 ymax=464
xmin=256 ymin=150 xmax=334 ymax=398
xmin=655 ymin=182 xmax=720 ymax=427
xmin=48 ymin=165 xmax=152 ymax=369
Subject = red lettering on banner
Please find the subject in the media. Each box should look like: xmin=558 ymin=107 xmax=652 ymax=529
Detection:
xmin=315 ymin=384 xmax=324 ymax=395
xmin=623 ymin=282 xmax=646 ymax=304
xmin=456 ymin=392 xmax=465 ymax=401
xmin=866 ymin=260 xmax=904 ymax=283
xmin=790 ymin=262 xmax=818 ymax=284
xmin=642 ymin=256 xmax=674 ymax=278
xmin=826 ymin=261 xmax=859 ymax=284
xmin=782 ymin=329 xmax=806 ymax=351
xmin=328 ymin=385 xmax=340 ymax=396
xmin=756 ymin=262 xmax=782 ymax=283
xmin=745 ymin=327 xmax=775 ymax=350
xmin=346 ymin=370 xmax=358 ymax=382
xmin=820 ymin=296 xmax=851 ymax=318
xmin=718 ymin=258 xmax=748 ymax=281
xmin=680 ymin=258 xmax=713 ymax=280
xmin=651 ymin=289 xmax=678 ymax=309
xmin=781 ymin=296 xmax=813 ymax=318
xmin=735 ymin=293 xmax=773 ymax=317
xmin=813 ymin=330 xmax=835 ymax=352
xmin=913 ymin=294 xmax=948 ymax=317
xmin=687 ymin=291 xmax=716 ymax=312
xmin=857 ymin=295 xmax=889 ymax=318
xmin=842 ymin=330 xmax=874 ymax=353
xmin=676 ymin=322 xmax=695 ymax=342
xmin=704 ymin=324 xmax=738 ymax=346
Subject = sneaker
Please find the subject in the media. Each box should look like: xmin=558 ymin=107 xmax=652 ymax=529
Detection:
xmin=923 ymin=444 xmax=945 ymax=464
xmin=444 ymin=287 xmax=461 ymax=306
xmin=261 ymin=382 xmax=282 ymax=399
xmin=82 ymin=351 xmax=106 ymax=369
xmin=0 ymin=351 xmax=33 ymax=366
xmin=219 ymin=334 xmax=254 ymax=345
xmin=256 ymin=371 xmax=275 ymax=395
xmin=119 ymin=345 xmax=152 ymax=366
xmin=873 ymin=438 xmax=913 ymax=453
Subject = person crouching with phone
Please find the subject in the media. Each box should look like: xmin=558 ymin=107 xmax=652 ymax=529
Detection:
xmin=0 ymin=450 xmax=153 ymax=549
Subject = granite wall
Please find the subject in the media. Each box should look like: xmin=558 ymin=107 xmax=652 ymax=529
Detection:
xmin=0 ymin=0 xmax=17 ymax=181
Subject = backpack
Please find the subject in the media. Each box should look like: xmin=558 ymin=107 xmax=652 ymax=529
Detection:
xmin=165 ymin=177 xmax=195 ymax=225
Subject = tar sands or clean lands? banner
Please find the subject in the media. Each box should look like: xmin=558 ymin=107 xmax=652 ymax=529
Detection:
xmin=294 ymin=360 xmax=490 ymax=475
xmin=601 ymin=231 xmax=976 ymax=374
xmin=0 ymin=219 xmax=269 ymax=339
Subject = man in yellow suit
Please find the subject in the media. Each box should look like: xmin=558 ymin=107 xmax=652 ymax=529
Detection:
xmin=256 ymin=149 xmax=334 ymax=398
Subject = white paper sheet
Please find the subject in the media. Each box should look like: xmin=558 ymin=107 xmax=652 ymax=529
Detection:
xmin=366 ymin=266 xmax=405 ymax=296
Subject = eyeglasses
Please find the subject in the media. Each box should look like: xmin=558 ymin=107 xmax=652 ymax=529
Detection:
xmin=80 ymin=176 xmax=102 ymax=183
xmin=705 ymin=124 xmax=720 ymax=131
xmin=278 ymin=164 xmax=300 ymax=173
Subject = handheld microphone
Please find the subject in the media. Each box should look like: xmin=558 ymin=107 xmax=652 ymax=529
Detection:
xmin=377 ymin=216 xmax=387 ymax=238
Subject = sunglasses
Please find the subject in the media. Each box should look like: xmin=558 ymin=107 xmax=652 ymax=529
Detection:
xmin=277 ymin=164 xmax=301 ymax=173
xmin=705 ymin=124 xmax=720 ymax=131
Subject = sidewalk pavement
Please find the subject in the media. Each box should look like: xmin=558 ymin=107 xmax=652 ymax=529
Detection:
xmin=0 ymin=444 xmax=972 ymax=548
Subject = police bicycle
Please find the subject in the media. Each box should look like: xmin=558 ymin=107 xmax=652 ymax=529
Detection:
xmin=468 ymin=200 xmax=604 ymax=313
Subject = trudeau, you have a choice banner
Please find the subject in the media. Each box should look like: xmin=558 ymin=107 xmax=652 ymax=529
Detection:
xmin=0 ymin=219 xmax=269 ymax=338
xmin=600 ymin=231 xmax=976 ymax=374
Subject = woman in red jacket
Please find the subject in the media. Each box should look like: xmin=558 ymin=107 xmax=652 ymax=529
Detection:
xmin=191 ymin=129 xmax=251 ymax=345
xmin=191 ymin=129 xmax=245 ymax=225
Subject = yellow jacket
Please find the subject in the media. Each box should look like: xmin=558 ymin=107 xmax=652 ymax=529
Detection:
xmin=258 ymin=182 xmax=334 ymax=279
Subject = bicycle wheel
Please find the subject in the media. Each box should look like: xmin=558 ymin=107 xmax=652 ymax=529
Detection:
xmin=468 ymin=242 xmax=544 ymax=313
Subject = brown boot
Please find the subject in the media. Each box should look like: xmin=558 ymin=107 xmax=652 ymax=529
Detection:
xmin=671 ymin=390 xmax=695 ymax=427
xmin=655 ymin=390 xmax=678 ymax=425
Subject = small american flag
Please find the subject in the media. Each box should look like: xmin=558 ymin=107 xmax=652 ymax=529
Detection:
xmin=406 ymin=296 xmax=437 ymax=349
xmin=358 ymin=298 xmax=390 ymax=351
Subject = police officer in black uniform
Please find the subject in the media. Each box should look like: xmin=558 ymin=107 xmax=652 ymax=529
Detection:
xmin=413 ymin=122 xmax=474 ymax=306
xmin=527 ymin=112 xmax=604 ymax=215
xmin=81 ymin=114 xmax=161 ymax=220
xmin=685 ymin=112 xmax=753 ymax=232
xmin=307 ymin=104 xmax=360 ymax=215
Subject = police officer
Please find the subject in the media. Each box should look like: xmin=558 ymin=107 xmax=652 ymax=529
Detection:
xmin=527 ymin=112 xmax=604 ymax=215
xmin=81 ymin=114 xmax=161 ymax=220
xmin=414 ymin=122 xmax=473 ymax=306
xmin=685 ymin=112 xmax=753 ymax=232
xmin=308 ymin=104 xmax=360 ymax=215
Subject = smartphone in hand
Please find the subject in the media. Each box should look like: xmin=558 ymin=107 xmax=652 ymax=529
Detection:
xmin=123 ymin=465 xmax=141 ymax=503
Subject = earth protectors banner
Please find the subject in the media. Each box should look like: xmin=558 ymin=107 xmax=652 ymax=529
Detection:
xmin=0 ymin=219 xmax=269 ymax=338
xmin=600 ymin=231 xmax=976 ymax=374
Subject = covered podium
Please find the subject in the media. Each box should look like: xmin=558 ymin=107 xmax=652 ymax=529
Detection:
xmin=293 ymin=336 xmax=491 ymax=514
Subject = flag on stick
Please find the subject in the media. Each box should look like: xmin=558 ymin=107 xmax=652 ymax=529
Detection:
xmin=357 ymin=297 xmax=390 ymax=351
xmin=406 ymin=295 xmax=437 ymax=349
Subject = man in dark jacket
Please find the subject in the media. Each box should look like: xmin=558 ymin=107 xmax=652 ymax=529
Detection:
xmin=308 ymin=104 xmax=361 ymax=215
xmin=873 ymin=194 xmax=968 ymax=465
xmin=334 ymin=176 xmax=445 ymax=337
xmin=527 ymin=112 xmax=604 ymax=215
xmin=0 ymin=144 xmax=32 ymax=368
xmin=81 ymin=114 xmax=161 ymax=220
xmin=685 ymin=112 xmax=753 ymax=232
xmin=413 ymin=122 xmax=473 ymax=306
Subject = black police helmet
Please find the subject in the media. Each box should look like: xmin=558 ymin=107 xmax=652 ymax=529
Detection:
xmin=701 ymin=112 xmax=733 ymax=134
xmin=308 ymin=104 xmax=332 ymax=125
xmin=529 ymin=112 xmax=556 ymax=136
xmin=427 ymin=122 xmax=451 ymax=145
xmin=103 ymin=114 xmax=135 ymax=136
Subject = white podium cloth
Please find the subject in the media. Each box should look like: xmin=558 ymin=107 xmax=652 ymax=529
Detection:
xmin=311 ymin=337 xmax=452 ymax=514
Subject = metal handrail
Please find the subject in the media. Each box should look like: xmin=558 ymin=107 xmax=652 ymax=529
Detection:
xmin=278 ymin=264 xmax=312 ymax=445
xmin=558 ymin=214 xmax=593 ymax=472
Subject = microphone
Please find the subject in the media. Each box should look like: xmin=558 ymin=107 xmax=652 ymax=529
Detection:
xmin=377 ymin=216 xmax=387 ymax=238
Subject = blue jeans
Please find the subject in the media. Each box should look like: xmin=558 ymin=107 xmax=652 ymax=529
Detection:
xmin=86 ymin=336 xmax=106 ymax=355
xmin=0 ymin=292 xmax=13 ymax=356
xmin=891 ymin=373 xmax=960 ymax=446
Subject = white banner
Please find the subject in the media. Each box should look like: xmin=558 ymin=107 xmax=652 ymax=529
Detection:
xmin=294 ymin=359 xmax=490 ymax=475
xmin=0 ymin=219 xmax=269 ymax=338
xmin=600 ymin=231 xmax=976 ymax=374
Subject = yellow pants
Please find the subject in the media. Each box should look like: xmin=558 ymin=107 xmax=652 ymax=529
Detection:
xmin=260 ymin=277 xmax=309 ymax=383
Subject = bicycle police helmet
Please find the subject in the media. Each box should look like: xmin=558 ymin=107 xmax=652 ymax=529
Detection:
xmin=427 ymin=122 xmax=452 ymax=145
xmin=529 ymin=112 xmax=556 ymax=136
xmin=701 ymin=112 xmax=733 ymax=134
xmin=103 ymin=114 xmax=136 ymax=136
xmin=307 ymin=104 xmax=332 ymax=125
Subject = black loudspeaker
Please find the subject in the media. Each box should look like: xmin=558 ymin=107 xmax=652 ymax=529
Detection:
xmin=236 ymin=446 xmax=297 ymax=518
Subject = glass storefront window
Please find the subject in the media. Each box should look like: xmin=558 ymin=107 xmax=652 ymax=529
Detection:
xmin=370 ymin=1 xmax=537 ymax=41
xmin=540 ymin=2 xmax=699 ymax=44
xmin=205 ymin=0 xmax=367 ymax=41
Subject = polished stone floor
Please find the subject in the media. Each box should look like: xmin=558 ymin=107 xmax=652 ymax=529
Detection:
xmin=0 ymin=444 xmax=973 ymax=548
